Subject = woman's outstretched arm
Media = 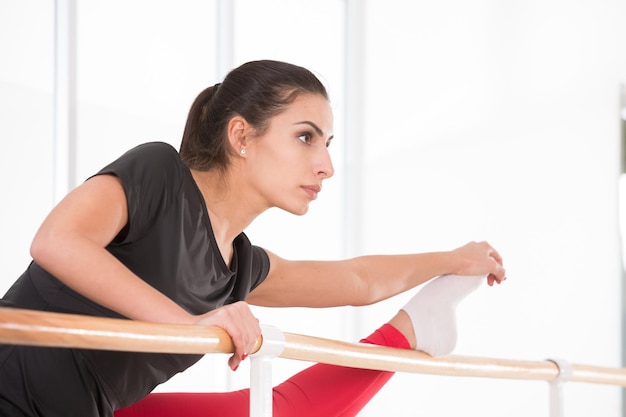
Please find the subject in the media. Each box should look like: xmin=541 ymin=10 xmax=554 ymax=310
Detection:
xmin=246 ymin=241 xmax=505 ymax=308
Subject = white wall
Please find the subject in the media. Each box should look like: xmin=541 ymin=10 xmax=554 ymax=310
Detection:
xmin=357 ymin=2 xmax=626 ymax=416
xmin=1 ymin=1 xmax=625 ymax=416
xmin=0 ymin=1 xmax=55 ymax=284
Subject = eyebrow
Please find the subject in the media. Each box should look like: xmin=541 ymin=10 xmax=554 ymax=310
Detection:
xmin=295 ymin=121 xmax=334 ymax=141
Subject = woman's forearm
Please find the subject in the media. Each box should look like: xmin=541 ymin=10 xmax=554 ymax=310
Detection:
xmin=352 ymin=251 xmax=456 ymax=305
xmin=30 ymin=232 xmax=193 ymax=325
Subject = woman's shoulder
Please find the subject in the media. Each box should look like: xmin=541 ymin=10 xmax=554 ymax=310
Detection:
xmin=93 ymin=141 xmax=187 ymax=210
xmin=97 ymin=141 xmax=183 ymax=176
xmin=123 ymin=141 xmax=180 ymax=163
xmin=97 ymin=142 xmax=186 ymax=242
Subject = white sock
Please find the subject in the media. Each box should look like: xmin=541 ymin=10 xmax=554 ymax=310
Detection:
xmin=401 ymin=274 xmax=486 ymax=356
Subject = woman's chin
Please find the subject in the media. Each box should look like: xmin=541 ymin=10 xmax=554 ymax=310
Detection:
xmin=283 ymin=203 xmax=310 ymax=216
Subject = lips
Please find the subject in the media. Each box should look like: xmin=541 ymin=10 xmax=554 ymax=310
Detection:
xmin=302 ymin=184 xmax=321 ymax=199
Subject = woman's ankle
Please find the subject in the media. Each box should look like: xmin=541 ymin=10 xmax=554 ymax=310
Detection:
xmin=387 ymin=310 xmax=416 ymax=349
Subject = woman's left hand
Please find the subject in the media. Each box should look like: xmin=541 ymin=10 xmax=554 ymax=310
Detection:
xmin=450 ymin=241 xmax=506 ymax=286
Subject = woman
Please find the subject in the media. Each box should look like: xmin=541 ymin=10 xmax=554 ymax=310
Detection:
xmin=0 ymin=60 xmax=506 ymax=417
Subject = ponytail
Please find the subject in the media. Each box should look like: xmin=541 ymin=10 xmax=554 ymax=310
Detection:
xmin=179 ymin=83 xmax=229 ymax=171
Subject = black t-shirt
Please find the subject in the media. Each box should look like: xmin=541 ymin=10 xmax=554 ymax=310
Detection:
xmin=0 ymin=142 xmax=270 ymax=415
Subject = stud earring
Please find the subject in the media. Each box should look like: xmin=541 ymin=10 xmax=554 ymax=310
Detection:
xmin=240 ymin=149 xmax=246 ymax=155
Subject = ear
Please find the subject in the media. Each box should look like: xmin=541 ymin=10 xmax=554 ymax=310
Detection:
xmin=226 ymin=116 xmax=250 ymax=155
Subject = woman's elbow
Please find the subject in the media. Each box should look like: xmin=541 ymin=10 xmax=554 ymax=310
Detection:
xmin=29 ymin=227 xmax=62 ymax=267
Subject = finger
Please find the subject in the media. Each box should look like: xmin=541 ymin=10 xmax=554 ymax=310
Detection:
xmin=214 ymin=302 xmax=261 ymax=367
xmin=229 ymin=326 xmax=256 ymax=362
xmin=488 ymin=256 xmax=506 ymax=280
xmin=233 ymin=304 xmax=262 ymax=356
xmin=229 ymin=355 xmax=242 ymax=371
xmin=227 ymin=332 xmax=251 ymax=370
xmin=492 ymin=269 xmax=507 ymax=284
xmin=488 ymin=246 xmax=503 ymax=266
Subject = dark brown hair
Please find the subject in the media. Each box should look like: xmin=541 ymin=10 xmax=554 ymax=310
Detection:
xmin=180 ymin=60 xmax=329 ymax=171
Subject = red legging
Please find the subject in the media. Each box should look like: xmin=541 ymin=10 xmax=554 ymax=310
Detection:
xmin=114 ymin=324 xmax=409 ymax=417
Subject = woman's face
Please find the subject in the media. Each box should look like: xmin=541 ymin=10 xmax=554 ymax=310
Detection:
xmin=245 ymin=93 xmax=335 ymax=215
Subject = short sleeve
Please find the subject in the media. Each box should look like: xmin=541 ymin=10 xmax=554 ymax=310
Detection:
xmin=228 ymin=234 xmax=271 ymax=303
xmin=94 ymin=142 xmax=184 ymax=243
xmin=249 ymin=245 xmax=270 ymax=291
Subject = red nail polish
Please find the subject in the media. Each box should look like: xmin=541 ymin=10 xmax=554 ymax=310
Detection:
xmin=232 ymin=364 xmax=239 ymax=372
xmin=242 ymin=353 xmax=248 ymax=361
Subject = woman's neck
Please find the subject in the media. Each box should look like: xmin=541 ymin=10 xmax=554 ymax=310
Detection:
xmin=190 ymin=168 xmax=265 ymax=260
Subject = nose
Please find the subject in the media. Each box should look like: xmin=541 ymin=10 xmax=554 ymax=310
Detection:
xmin=316 ymin=147 xmax=335 ymax=179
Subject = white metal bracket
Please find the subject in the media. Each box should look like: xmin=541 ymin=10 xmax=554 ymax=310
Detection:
xmin=249 ymin=325 xmax=286 ymax=417
xmin=546 ymin=358 xmax=573 ymax=417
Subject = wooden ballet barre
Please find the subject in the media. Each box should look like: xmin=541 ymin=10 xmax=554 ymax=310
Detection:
xmin=281 ymin=333 xmax=626 ymax=386
xmin=0 ymin=307 xmax=236 ymax=355
xmin=1 ymin=307 xmax=625 ymax=387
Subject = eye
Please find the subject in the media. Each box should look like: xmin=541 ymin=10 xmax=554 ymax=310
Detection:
xmin=297 ymin=132 xmax=313 ymax=145
xmin=325 ymin=138 xmax=333 ymax=148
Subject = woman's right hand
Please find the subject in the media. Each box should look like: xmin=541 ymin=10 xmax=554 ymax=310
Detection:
xmin=195 ymin=301 xmax=261 ymax=371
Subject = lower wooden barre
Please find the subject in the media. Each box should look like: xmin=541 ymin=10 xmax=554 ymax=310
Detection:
xmin=1 ymin=307 xmax=625 ymax=387
xmin=281 ymin=333 xmax=626 ymax=386
xmin=282 ymin=333 xmax=558 ymax=381
xmin=569 ymin=363 xmax=626 ymax=386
